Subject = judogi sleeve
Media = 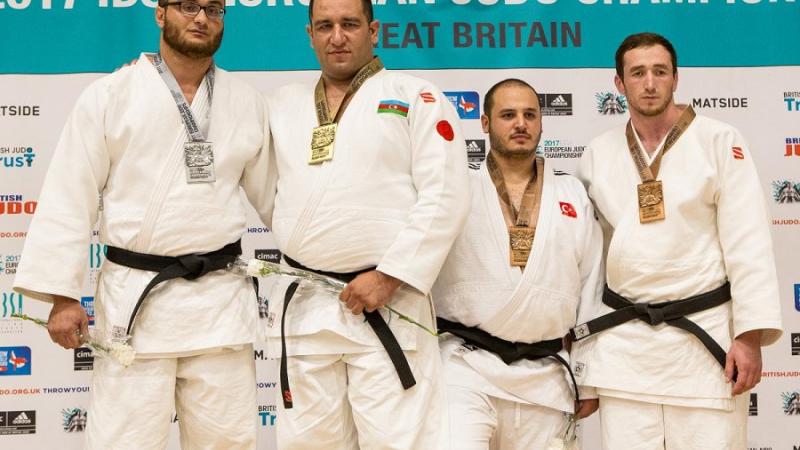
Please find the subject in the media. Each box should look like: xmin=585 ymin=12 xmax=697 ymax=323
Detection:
xmin=376 ymin=85 xmax=470 ymax=294
xmin=574 ymin=180 xmax=604 ymax=400
xmin=713 ymin=128 xmax=782 ymax=345
xmin=240 ymin=93 xmax=277 ymax=228
xmin=14 ymin=82 xmax=111 ymax=303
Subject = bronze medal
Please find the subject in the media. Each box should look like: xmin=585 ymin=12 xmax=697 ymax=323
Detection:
xmin=309 ymin=124 xmax=337 ymax=165
xmin=637 ymin=180 xmax=665 ymax=223
xmin=509 ymin=226 xmax=535 ymax=267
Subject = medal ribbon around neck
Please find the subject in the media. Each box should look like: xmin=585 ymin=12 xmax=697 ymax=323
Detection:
xmin=486 ymin=152 xmax=544 ymax=228
xmin=625 ymin=105 xmax=696 ymax=183
xmin=309 ymin=57 xmax=384 ymax=165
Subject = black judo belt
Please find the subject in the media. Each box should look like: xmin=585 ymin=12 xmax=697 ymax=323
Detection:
xmin=105 ymin=240 xmax=246 ymax=335
xmin=279 ymin=255 xmax=417 ymax=409
xmin=437 ymin=317 xmax=581 ymax=403
xmin=569 ymin=282 xmax=732 ymax=371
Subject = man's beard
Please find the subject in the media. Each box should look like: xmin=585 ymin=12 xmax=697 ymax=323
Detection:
xmin=163 ymin=16 xmax=223 ymax=59
xmin=489 ymin=132 xmax=539 ymax=160
xmin=632 ymin=91 xmax=673 ymax=117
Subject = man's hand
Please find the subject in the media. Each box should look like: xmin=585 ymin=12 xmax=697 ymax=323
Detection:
xmin=339 ymin=270 xmax=402 ymax=315
xmin=47 ymin=296 xmax=89 ymax=349
xmin=575 ymin=399 xmax=599 ymax=419
xmin=726 ymin=329 xmax=763 ymax=396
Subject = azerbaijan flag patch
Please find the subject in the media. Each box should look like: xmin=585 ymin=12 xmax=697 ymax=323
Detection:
xmin=377 ymin=99 xmax=409 ymax=117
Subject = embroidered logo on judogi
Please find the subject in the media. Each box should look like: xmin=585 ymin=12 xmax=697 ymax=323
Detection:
xmin=420 ymin=92 xmax=436 ymax=103
xmin=436 ymin=120 xmax=454 ymax=141
xmin=732 ymin=147 xmax=745 ymax=160
xmin=559 ymin=202 xmax=577 ymax=218
xmin=377 ymin=99 xmax=409 ymax=117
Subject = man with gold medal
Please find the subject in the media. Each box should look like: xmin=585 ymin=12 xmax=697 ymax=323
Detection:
xmin=572 ymin=33 xmax=782 ymax=449
xmin=264 ymin=0 xmax=470 ymax=448
xmin=432 ymin=79 xmax=604 ymax=449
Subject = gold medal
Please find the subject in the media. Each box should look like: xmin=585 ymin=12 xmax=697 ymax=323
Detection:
xmin=309 ymin=124 xmax=337 ymax=165
xmin=509 ymin=226 xmax=535 ymax=266
xmin=637 ymin=180 xmax=665 ymax=223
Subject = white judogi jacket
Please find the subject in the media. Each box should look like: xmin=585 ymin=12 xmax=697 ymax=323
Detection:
xmin=433 ymin=159 xmax=604 ymax=413
xmin=14 ymin=55 xmax=276 ymax=356
xmin=574 ymin=113 xmax=783 ymax=410
xmin=265 ymin=69 xmax=470 ymax=356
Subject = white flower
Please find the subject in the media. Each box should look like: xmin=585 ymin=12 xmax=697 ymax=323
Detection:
xmin=108 ymin=341 xmax=136 ymax=367
xmin=246 ymin=259 xmax=270 ymax=277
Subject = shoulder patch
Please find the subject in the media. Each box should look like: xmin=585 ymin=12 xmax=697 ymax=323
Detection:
xmin=732 ymin=146 xmax=745 ymax=160
xmin=420 ymin=92 xmax=436 ymax=103
xmin=559 ymin=201 xmax=577 ymax=218
xmin=377 ymin=99 xmax=409 ymax=118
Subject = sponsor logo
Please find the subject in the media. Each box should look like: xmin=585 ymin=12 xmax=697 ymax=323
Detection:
xmin=0 ymin=346 xmax=30 ymax=376
xmin=61 ymin=408 xmax=87 ymax=432
xmin=749 ymin=393 xmax=758 ymax=416
xmin=762 ymin=371 xmax=800 ymax=379
xmin=0 ymin=410 xmax=36 ymax=435
xmin=792 ymin=333 xmax=800 ymax=356
xmin=732 ymin=147 xmax=745 ymax=160
xmin=254 ymin=249 xmax=281 ymax=263
xmin=691 ymin=97 xmax=749 ymax=109
xmin=2 ymin=254 xmax=20 ymax=275
xmin=0 ymin=231 xmax=27 ymax=239
xmin=538 ymin=139 xmax=585 ymax=159
xmin=444 ymin=91 xmax=480 ymax=119
xmin=0 ymin=195 xmax=37 ymax=216
xmin=787 ymin=137 xmax=800 ymax=157
xmin=795 ymin=284 xmax=800 ymax=312
xmin=466 ymin=139 xmax=486 ymax=169
xmin=538 ymin=93 xmax=573 ymax=116
xmin=420 ymin=92 xmax=436 ymax=103
xmin=0 ymin=105 xmax=40 ymax=116
xmin=73 ymin=347 xmax=94 ymax=371
xmin=0 ymin=292 xmax=23 ymax=335
xmin=246 ymin=226 xmax=270 ymax=234
xmin=559 ymin=202 xmax=578 ymax=218
xmin=436 ymin=120 xmax=455 ymax=141
xmin=0 ymin=147 xmax=36 ymax=168
xmin=785 ymin=91 xmax=800 ymax=112
xmin=81 ymin=297 xmax=95 ymax=326
xmin=258 ymin=405 xmax=277 ymax=427
xmin=772 ymin=180 xmax=800 ymax=204
xmin=377 ymin=99 xmax=409 ymax=118
xmin=782 ymin=390 xmax=800 ymax=415
xmin=595 ymin=92 xmax=627 ymax=115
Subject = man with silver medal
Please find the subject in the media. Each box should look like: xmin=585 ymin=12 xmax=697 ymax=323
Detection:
xmin=573 ymin=33 xmax=782 ymax=449
xmin=13 ymin=1 xmax=275 ymax=448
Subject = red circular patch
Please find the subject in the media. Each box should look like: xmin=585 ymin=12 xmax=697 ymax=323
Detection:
xmin=436 ymin=120 xmax=454 ymax=141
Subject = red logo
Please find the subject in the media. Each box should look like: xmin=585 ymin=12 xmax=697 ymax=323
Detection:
xmin=732 ymin=147 xmax=745 ymax=160
xmin=559 ymin=202 xmax=577 ymax=218
xmin=459 ymin=96 xmax=476 ymax=113
xmin=283 ymin=390 xmax=292 ymax=403
xmin=436 ymin=120 xmax=454 ymax=141
xmin=420 ymin=92 xmax=436 ymax=103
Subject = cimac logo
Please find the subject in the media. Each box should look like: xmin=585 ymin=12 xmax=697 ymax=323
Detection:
xmin=444 ymin=91 xmax=480 ymax=119
xmin=0 ymin=346 xmax=31 ymax=376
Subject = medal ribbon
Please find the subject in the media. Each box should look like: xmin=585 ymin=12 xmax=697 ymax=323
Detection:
xmin=486 ymin=152 xmax=545 ymax=228
xmin=151 ymin=52 xmax=215 ymax=142
xmin=314 ymin=56 xmax=384 ymax=127
xmin=625 ymin=105 xmax=696 ymax=182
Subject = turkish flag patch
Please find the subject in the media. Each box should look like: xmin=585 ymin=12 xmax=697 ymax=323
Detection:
xmin=436 ymin=120 xmax=454 ymax=141
xmin=420 ymin=92 xmax=436 ymax=103
xmin=559 ymin=202 xmax=577 ymax=218
xmin=732 ymin=147 xmax=744 ymax=160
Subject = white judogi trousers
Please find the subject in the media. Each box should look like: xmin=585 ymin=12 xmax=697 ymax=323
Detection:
xmin=87 ymin=345 xmax=257 ymax=450
xmin=598 ymin=394 xmax=748 ymax=450
xmin=275 ymin=327 xmax=448 ymax=450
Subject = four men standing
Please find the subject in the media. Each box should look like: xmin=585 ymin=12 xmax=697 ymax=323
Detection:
xmin=12 ymin=0 xmax=783 ymax=447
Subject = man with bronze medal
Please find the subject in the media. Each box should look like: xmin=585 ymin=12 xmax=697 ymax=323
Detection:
xmin=264 ymin=0 xmax=470 ymax=448
xmin=432 ymin=79 xmax=603 ymax=449
xmin=572 ymin=33 xmax=782 ymax=449
xmin=13 ymin=2 xmax=276 ymax=448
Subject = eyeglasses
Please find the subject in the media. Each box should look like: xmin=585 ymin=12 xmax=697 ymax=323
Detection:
xmin=165 ymin=1 xmax=225 ymax=20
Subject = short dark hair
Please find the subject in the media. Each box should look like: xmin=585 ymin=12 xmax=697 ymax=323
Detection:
xmin=615 ymin=32 xmax=678 ymax=80
xmin=308 ymin=0 xmax=374 ymax=24
xmin=483 ymin=78 xmax=539 ymax=117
